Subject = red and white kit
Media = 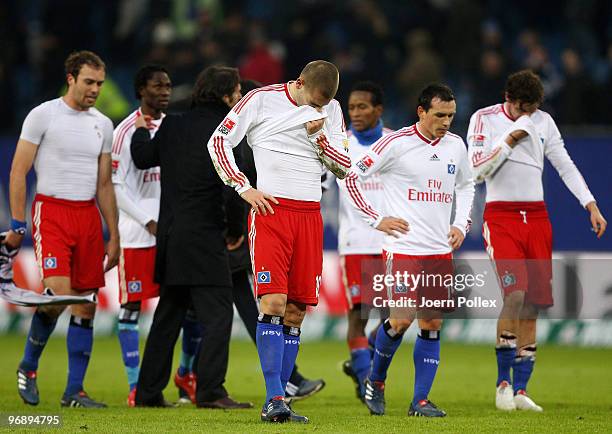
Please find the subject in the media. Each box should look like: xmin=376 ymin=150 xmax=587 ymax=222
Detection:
xmin=467 ymin=103 xmax=595 ymax=306
xmin=343 ymin=124 xmax=474 ymax=307
xmin=337 ymin=128 xmax=393 ymax=307
xmin=20 ymin=97 xmax=114 ymax=289
xmin=112 ymin=109 xmax=164 ymax=303
xmin=207 ymin=83 xmax=351 ymax=305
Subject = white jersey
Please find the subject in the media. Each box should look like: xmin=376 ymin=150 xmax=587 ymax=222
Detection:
xmin=337 ymin=127 xmax=393 ymax=255
xmin=343 ymin=124 xmax=474 ymax=255
xmin=111 ymin=109 xmax=163 ymax=248
xmin=467 ymin=103 xmax=595 ymax=207
xmin=207 ymin=82 xmax=350 ymax=202
xmin=19 ymin=97 xmax=113 ymax=200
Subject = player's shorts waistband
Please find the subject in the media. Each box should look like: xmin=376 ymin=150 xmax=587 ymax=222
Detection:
xmin=484 ymin=201 xmax=548 ymax=219
xmin=383 ymin=250 xmax=453 ymax=260
xmin=34 ymin=194 xmax=96 ymax=207
xmin=274 ymin=197 xmax=320 ymax=212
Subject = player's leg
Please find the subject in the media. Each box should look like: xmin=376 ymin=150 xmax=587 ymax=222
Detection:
xmin=408 ymin=313 xmax=445 ymax=417
xmin=513 ymin=302 xmax=540 ymax=408
xmin=496 ymin=290 xmax=523 ymax=401
xmin=62 ymin=293 xmax=105 ymax=408
xmin=175 ymin=306 xmax=202 ymax=404
xmin=117 ymin=301 xmax=141 ymax=403
xmin=345 ymin=305 xmax=371 ymax=400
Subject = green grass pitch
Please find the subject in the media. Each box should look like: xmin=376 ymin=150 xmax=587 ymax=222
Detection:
xmin=0 ymin=335 xmax=610 ymax=432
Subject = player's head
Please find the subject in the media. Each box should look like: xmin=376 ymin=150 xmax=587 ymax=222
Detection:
xmin=504 ymin=70 xmax=543 ymax=117
xmin=348 ymin=81 xmax=384 ymax=132
xmin=134 ymin=65 xmax=172 ymax=112
xmin=294 ymin=60 xmax=340 ymax=109
xmin=64 ymin=50 xmax=106 ymax=110
xmin=192 ymin=66 xmax=241 ymax=109
xmin=416 ymin=83 xmax=456 ymax=139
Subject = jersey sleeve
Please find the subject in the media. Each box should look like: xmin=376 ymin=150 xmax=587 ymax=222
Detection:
xmin=339 ymin=132 xmax=399 ymax=227
xmin=452 ymin=141 xmax=475 ymax=236
xmin=101 ymin=117 xmax=113 ymax=153
xmin=544 ymin=115 xmax=595 ymax=207
xmin=19 ymin=104 xmax=51 ymax=145
xmin=206 ymin=91 xmax=258 ymax=194
xmin=307 ymin=100 xmax=351 ymax=179
xmin=111 ymin=124 xmax=134 ymax=185
xmin=467 ymin=111 xmax=513 ymax=183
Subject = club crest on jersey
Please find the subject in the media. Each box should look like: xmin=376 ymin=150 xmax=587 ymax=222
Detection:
xmin=473 ymin=134 xmax=485 ymax=147
xmin=257 ymin=271 xmax=271 ymax=284
xmin=356 ymin=155 xmax=374 ymax=173
xmin=43 ymin=257 xmax=57 ymax=270
xmin=217 ymin=117 xmax=236 ymax=135
xmin=501 ymin=272 xmax=516 ymax=288
xmin=447 ymin=164 xmax=456 ymax=174
xmin=128 ymin=280 xmax=142 ymax=293
xmin=350 ymin=284 xmax=360 ymax=297
xmin=111 ymin=159 xmax=119 ymax=175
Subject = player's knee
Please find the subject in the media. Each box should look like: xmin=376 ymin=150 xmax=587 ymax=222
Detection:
xmin=520 ymin=302 xmax=538 ymax=319
xmin=284 ymin=302 xmax=307 ymax=327
xmin=259 ymin=294 xmax=287 ymax=316
xmin=121 ymin=301 xmax=141 ymax=311
xmin=37 ymin=305 xmax=65 ymax=320
xmin=418 ymin=318 xmax=442 ymax=331
xmin=347 ymin=307 xmax=367 ymax=338
xmin=503 ymin=291 xmax=525 ymax=313
xmin=389 ymin=318 xmax=412 ymax=334
xmin=71 ymin=302 xmax=96 ymax=320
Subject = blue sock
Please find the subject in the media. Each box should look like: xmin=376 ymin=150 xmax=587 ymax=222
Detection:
xmin=368 ymin=327 xmax=377 ymax=358
xmin=20 ymin=310 xmax=57 ymax=372
xmin=280 ymin=325 xmax=300 ymax=392
xmin=369 ymin=320 xmax=403 ymax=383
xmin=256 ymin=314 xmax=285 ymax=402
xmin=118 ymin=307 xmax=140 ymax=391
xmin=513 ymin=345 xmax=536 ymax=393
xmin=412 ymin=329 xmax=441 ymax=405
xmin=178 ymin=310 xmax=202 ymax=376
xmin=349 ymin=336 xmax=371 ymax=394
xmin=495 ymin=332 xmax=517 ymax=386
xmin=64 ymin=316 xmax=93 ymax=396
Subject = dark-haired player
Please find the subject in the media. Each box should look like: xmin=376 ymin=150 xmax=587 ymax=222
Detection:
xmin=344 ymin=84 xmax=474 ymax=417
xmin=8 ymin=50 xmax=118 ymax=408
xmin=467 ymin=70 xmax=606 ymax=412
xmin=332 ymin=81 xmax=392 ymax=401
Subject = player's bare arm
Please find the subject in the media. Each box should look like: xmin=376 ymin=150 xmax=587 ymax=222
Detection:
xmin=306 ymin=118 xmax=325 ymax=135
xmin=96 ymin=152 xmax=120 ymax=270
xmin=5 ymin=139 xmax=38 ymax=248
xmin=586 ymin=201 xmax=607 ymax=238
xmin=240 ymin=187 xmax=279 ymax=216
xmin=447 ymin=226 xmax=465 ymax=250
xmin=376 ymin=217 xmax=410 ymax=238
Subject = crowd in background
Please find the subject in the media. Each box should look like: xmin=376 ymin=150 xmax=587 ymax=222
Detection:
xmin=1 ymin=0 xmax=612 ymax=136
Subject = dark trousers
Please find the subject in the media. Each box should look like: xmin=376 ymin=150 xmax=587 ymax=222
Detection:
xmin=136 ymin=284 xmax=233 ymax=405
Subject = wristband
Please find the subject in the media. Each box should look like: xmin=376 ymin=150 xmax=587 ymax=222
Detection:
xmin=10 ymin=218 xmax=27 ymax=235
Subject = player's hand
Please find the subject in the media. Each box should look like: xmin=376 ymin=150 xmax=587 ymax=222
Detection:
xmin=306 ymin=118 xmax=325 ymax=135
xmin=240 ymin=188 xmax=279 ymax=216
xmin=226 ymin=235 xmax=245 ymax=251
xmin=448 ymin=226 xmax=465 ymax=250
xmin=145 ymin=220 xmax=158 ymax=236
xmin=104 ymin=236 xmax=120 ymax=272
xmin=376 ymin=217 xmax=409 ymax=238
xmin=135 ymin=114 xmax=154 ymax=130
xmin=506 ymin=129 xmax=529 ymax=148
xmin=1 ymin=230 xmax=25 ymax=250
xmin=586 ymin=202 xmax=607 ymax=238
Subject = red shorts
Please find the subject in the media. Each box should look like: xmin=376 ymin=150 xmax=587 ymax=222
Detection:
xmin=382 ymin=250 xmax=455 ymax=312
xmin=118 ymin=246 xmax=159 ymax=304
xmin=31 ymin=194 xmax=105 ymax=290
xmin=248 ymin=198 xmax=322 ymax=305
xmin=483 ymin=201 xmax=553 ymax=307
xmin=341 ymin=254 xmax=383 ymax=308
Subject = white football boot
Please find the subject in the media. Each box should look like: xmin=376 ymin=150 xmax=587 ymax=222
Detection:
xmin=514 ymin=390 xmax=543 ymax=412
xmin=495 ymin=381 xmax=516 ymax=411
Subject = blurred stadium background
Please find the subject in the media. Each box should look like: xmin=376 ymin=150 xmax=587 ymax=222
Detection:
xmin=0 ymin=0 xmax=611 ymax=347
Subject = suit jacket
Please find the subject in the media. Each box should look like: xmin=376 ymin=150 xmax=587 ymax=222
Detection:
xmin=131 ymin=101 xmax=243 ymax=287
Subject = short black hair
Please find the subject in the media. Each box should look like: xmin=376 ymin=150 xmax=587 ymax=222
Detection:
xmin=240 ymin=79 xmax=262 ymax=95
xmin=417 ymin=83 xmax=455 ymax=111
xmin=350 ymin=81 xmax=384 ymax=106
xmin=505 ymin=70 xmax=544 ymax=105
xmin=134 ymin=65 xmax=169 ymax=99
xmin=192 ymin=66 xmax=240 ymax=107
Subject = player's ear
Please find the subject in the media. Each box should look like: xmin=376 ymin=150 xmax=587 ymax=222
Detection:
xmin=66 ymin=74 xmax=75 ymax=87
xmin=417 ymin=105 xmax=425 ymax=119
xmin=221 ymin=93 xmax=231 ymax=107
xmin=374 ymin=104 xmax=383 ymax=117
